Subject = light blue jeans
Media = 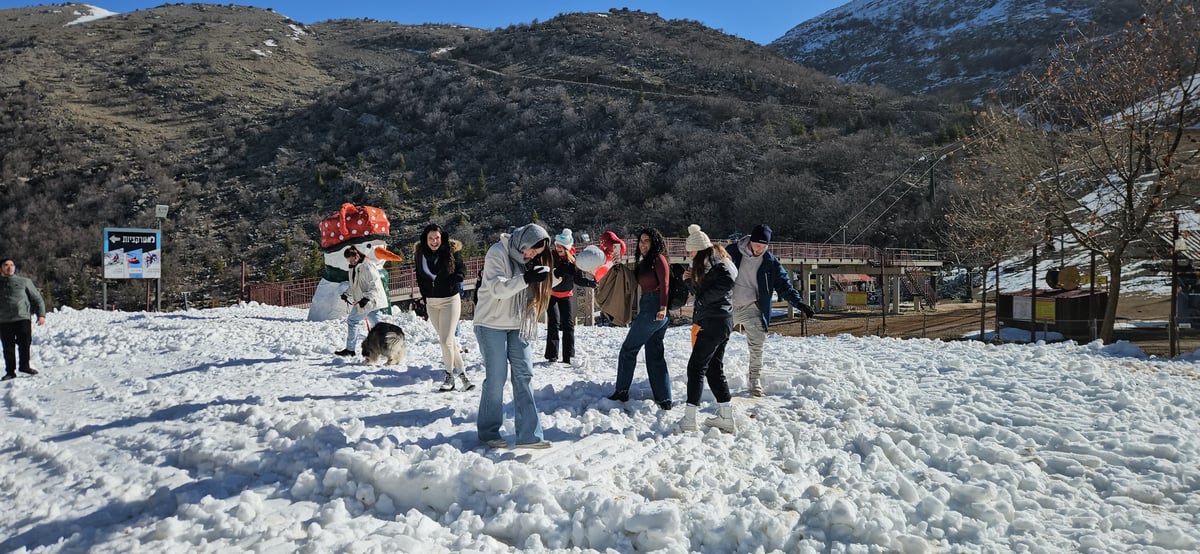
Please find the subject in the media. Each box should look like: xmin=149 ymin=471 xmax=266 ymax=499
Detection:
xmin=475 ymin=325 xmax=543 ymax=445
xmin=345 ymin=309 xmax=381 ymax=351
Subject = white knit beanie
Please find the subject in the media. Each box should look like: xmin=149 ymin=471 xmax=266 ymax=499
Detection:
xmin=554 ymin=228 xmax=574 ymax=248
xmin=685 ymin=224 xmax=712 ymax=251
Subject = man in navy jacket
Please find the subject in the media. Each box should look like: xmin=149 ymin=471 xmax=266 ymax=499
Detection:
xmin=727 ymin=225 xmax=814 ymax=396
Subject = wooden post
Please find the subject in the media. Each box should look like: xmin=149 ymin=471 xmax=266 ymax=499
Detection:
xmin=1031 ymin=243 xmax=1038 ymax=343
xmin=1170 ymin=214 xmax=1179 ymax=358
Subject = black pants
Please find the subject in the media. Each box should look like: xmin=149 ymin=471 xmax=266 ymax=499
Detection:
xmin=0 ymin=319 xmax=33 ymax=373
xmin=545 ymin=295 xmax=575 ymax=362
xmin=686 ymin=315 xmax=733 ymax=405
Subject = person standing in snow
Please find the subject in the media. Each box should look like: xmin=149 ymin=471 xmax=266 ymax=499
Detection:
xmin=544 ymin=228 xmax=597 ymax=365
xmin=336 ymin=246 xmax=388 ymax=357
xmin=676 ymin=225 xmax=739 ymax=433
xmin=0 ymin=258 xmax=46 ymax=381
xmin=413 ymin=223 xmax=472 ymax=392
xmin=727 ymin=224 xmax=815 ymax=396
xmin=475 ymin=223 xmax=555 ymax=449
xmin=607 ymin=227 xmax=673 ymax=410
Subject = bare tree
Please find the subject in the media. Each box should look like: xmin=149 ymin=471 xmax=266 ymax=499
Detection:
xmin=946 ymin=110 xmax=1046 ymax=340
xmin=984 ymin=0 xmax=1200 ymax=342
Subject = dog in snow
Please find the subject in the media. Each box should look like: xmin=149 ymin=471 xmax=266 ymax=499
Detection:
xmin=361 ymin=322 xmax=406 ymax=365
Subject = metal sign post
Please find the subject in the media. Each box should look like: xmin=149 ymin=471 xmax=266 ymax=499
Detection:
xmin=155 ymin=205 xmax=169 ymax=312
xmin=103 ymin=227 xmax=163 ymax=311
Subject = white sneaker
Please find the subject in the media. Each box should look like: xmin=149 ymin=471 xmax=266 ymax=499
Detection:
xmin=678 ymin=404 xmax=698 ymax=432
xmin=749 ymin=377 xmax=763 ymax=397
xmin=459 ymin=374 xmax=475 ymax=391
xmin=704 ymin=402 xmax=735 ymax=433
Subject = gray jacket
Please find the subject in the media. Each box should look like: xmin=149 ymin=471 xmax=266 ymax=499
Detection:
xmin=0 ymin=275 xmax=46 ymax=323
xmin=474 ymin=224 xmax=550 ymax=333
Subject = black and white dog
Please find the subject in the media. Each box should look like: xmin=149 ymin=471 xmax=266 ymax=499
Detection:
xmin=361 ymin=322 xmax=406 ymax=365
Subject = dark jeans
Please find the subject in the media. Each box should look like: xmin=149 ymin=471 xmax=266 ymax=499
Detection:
xmin=686 ymin=315 xmax=733 ymax=405
xmin=614 ymin=292 xmax=671 ymax=402
xmin=0 ymin=319 xmax=33 ymax=373
xmin=545 ymin=295 xmax=575 ymax=361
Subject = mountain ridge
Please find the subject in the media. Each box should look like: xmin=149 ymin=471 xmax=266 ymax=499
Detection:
xmin=770 ymin=0 xmax=1142 ymax=100
xmin=1 ymin=3 xmax=961 ymax=309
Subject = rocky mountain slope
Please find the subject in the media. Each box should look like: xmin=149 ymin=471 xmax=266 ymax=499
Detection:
xmin=771 ymin=0 xmax=1142 ymax=100
xmin=0 ymin=3 xmax=964 ymax=308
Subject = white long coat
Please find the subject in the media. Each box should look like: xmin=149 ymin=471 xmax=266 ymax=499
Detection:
xmin=347 ymin=262 xmax=388 ymax=314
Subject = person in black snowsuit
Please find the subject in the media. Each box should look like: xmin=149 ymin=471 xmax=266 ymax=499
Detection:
xmin=545 ymin=229 xmax=597 ymax=365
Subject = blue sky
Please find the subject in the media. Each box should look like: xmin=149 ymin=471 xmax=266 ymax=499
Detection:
xmin=0 ymin=1 xmax=849 ymax=44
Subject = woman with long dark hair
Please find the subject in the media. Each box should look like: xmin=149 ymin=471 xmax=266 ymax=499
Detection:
xmin=607 ymin=227 xmax=673 ymax=410
xmin=414 ymin=223 xmax=471 ymax=391
xmin=677 ymin=224 xmax=738 ymax=433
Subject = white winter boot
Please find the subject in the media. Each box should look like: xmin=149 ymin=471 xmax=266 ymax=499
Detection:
xmin=459 ymin=373 xmax=475 ymax=391
xmin=704 ymin=402 xmax=735 ymax=433
xmin=749 ymin=376 xmax=763 ymax=397
xmin=678 ymin=404 xmax=699 ymax=432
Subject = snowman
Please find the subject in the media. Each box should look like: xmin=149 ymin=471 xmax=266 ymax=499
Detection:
xmin=307 ymin=203 xmax=405 ymax=322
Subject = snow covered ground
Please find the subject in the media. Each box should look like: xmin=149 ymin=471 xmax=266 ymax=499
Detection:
xmin=2 ymin=304 xmax=1198 ymax=552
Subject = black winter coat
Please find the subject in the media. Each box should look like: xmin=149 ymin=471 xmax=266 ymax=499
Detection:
xmin=690 ymin=259 xmax=735 ymax=322
xmin=552 ymin=257 xmax=597 ymax=294
xmin=415 ymin=247 xmax=466 ymax=299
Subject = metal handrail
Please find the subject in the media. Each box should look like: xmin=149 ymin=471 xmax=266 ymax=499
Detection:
xmin=248 ymin=239 xmax=940 ymax=308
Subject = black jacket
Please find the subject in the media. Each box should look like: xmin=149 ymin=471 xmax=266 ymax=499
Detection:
xmin=414 ymin=241 xmax=466 ymax=299
xmin=690 ymin=258 xmax=736 ymax=322
xmin=551 ymin=257 xmax=597 ymax=295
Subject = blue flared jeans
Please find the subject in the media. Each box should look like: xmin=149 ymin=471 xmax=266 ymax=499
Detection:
xmin=613 ymin=292 xmax=672 ymax=403
xmin=475 ymin=325 xmax=544 ymax=445
xmin=345 ymin=308 xmax=381 ymax=351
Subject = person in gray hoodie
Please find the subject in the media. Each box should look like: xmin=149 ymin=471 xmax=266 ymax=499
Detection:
xmin=0 ymin=258 xmax=46 ymax=381
xmin=474 ymin=223 xmax=555 ymax=449
xmin=727 ymin=224 xmax=815 ymax=396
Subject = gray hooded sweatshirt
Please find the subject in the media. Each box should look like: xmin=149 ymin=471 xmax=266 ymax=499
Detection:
xmin=474 ymin=224 xmax=550 ymax=338
xmin=731 ymin=235 xmax=765 ymax=307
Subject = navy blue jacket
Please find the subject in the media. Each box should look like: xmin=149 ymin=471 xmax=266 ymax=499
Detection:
xmin=727 ymin=245 xmax=814 ymax=331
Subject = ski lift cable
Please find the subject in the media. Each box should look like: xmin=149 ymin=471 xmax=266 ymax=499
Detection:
xmin=849 ymin=182 xmax=919 ymax=243
xmin=828 ymin=132 xmax=990 ymax=245
xmin=822 ymin=156 xmax=927 ymax=244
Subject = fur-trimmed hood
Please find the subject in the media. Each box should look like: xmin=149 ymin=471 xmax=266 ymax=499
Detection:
xmin=411 ymin=238 xmax=463 ymax=259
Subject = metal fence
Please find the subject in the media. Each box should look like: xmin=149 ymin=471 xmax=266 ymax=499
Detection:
xmin=247 ymin=238 xmax=939 ymax=309
xmin=247 ymin=259 xmax=484 ymax=310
